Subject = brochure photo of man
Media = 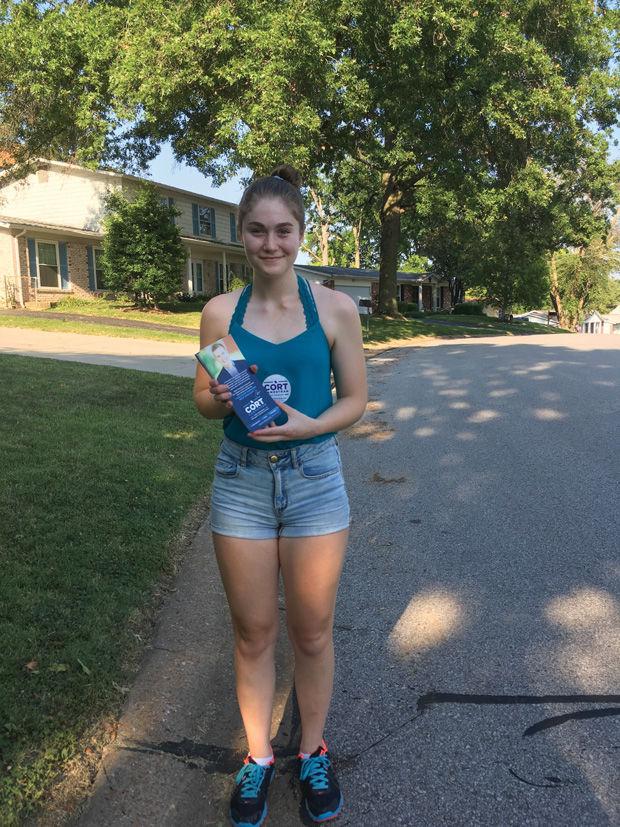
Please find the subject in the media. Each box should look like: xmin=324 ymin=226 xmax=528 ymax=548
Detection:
xmin=211 ymin=338 xmax=248 ymax=383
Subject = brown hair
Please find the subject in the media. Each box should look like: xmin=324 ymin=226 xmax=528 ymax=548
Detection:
xmin=237 ymin=164 xmax=305 ymax=235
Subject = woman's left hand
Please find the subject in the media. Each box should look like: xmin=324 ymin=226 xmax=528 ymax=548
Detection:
xmin=248 ymin=400 xmax=320 ymax=442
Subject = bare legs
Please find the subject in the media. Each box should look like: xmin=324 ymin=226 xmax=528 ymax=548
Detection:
xmin=213 ymin=529 xmax=348 ymax=757
xmin=279 ymin=530 xmax=348 ymax=752
xmin=214 ymin=535 xmax=280 ymax=757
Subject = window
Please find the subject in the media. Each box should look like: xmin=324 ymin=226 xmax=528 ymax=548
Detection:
xmin=160 ymin=196 xmax=175 ymax=224
xmin=216 ymin=261 xmax=225 ymax=294
xmin=230 ymin=212 xmax=238 ymax=242
xmin=37 ymin=241 xmax=60 ymax=287
xmin=94 ymin=248 xmax=106 ymax=289
xmin=199 ymin=206 xmax=214 ymax=236
xmin=191 ymin=261 xmax=204 ymax=293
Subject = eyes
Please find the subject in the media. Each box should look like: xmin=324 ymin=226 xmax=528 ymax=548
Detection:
xmin=248 ymin=227 xmax=292 ymax=236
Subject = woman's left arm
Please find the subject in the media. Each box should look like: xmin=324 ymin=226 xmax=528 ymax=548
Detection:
xmin=250 ymin=292 xmax=367 ymax=441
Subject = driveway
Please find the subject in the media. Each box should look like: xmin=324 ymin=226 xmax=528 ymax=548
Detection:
xmin=3 ymin=327 xmax=618 ymax=825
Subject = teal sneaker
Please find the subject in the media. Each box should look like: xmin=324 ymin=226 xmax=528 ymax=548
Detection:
xmin=298 ymin=742 xmax=343 ymax=822
xmin=230 ymin=756 xmax=274 ymax=827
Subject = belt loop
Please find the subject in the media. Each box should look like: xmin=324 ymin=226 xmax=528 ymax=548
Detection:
xmin=291 ymin=446 xmax=300 ymax=469
xmin=240 ymin=446 xmax=248 ymax=467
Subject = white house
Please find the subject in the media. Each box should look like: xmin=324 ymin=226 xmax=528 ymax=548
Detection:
xmin=0 ymin=159 xmax=252 ymax=307
xmin=294 ymin=264 xmax=452 ymax=312
xmin=581 ymin=306 xmax=620 ymax=334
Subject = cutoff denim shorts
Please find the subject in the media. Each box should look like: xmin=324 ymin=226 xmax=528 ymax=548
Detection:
xmin=210 ymin=435 xmax=350 ymax=539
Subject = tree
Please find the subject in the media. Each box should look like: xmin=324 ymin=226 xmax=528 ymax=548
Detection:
xmin=102 ymin=183 xmax=186 ymax=307
xmin=0 ymin=1 xmax=137 ymax=187
xmin=2 ymin=0 xmax=618 ymax=315
xmin=550 ymin=236 xmax=620 ymax=329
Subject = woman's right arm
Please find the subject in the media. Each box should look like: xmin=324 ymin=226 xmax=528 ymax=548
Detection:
xmin=193 ymin=296 xmax=234 ymax=419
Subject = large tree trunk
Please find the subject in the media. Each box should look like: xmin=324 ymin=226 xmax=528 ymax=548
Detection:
xmin=549 ymin=252 xmax=568 ymax=328
xmin=378 ymin=171 xmax=401 ymax=316
xmin=448 ymin=276 xmax=464 ymax=306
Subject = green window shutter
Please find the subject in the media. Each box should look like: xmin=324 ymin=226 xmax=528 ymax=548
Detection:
xmin=168 ymin=197 xmax=175 ymax=224
xmin=27 ymin=237 xmax=37 ymax=280
xmin=192 ymin=203 xmax=199 ymax=235
xmin=86 ymin=245 xmax=96 ymax=290
xmin=230 ymin=212 xmax=237 ymax=242
xmin=58 ymin=242 xmax=69 ymax=289
xmin=210 ymin=207 xmax=216 ymax=238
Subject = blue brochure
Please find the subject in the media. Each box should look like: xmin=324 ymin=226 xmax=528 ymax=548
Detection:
xmin=196 ymin=334 xmax=281 ymax=432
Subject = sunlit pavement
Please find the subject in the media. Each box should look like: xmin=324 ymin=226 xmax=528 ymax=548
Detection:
xmin=10 ymin=329 xmax=617 ymax=826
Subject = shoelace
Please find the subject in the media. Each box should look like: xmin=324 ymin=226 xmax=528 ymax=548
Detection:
xmin=235 ymin=762 xmax=266 ymax=799
xmin=300 ymin=754 xmax=330 ymax=791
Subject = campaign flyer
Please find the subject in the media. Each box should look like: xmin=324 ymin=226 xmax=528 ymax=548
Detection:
xmin=195 ymin=334 xmax=281 ymax=432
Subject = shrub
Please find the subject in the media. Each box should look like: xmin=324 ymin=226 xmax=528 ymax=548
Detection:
xmin=397 ymin=301 xmax=420 ymax=316
xmin=453 ymin=302 xmax=484 ymax=315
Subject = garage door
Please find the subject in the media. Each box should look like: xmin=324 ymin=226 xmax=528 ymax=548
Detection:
xmin=335 ymin=284 xmax=372 ymax=303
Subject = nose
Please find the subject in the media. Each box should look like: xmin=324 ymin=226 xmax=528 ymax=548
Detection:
xmin=262 ymin=232 xmax=279 ymax=251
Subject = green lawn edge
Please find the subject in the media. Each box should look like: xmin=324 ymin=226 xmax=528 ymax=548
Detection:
xmin=0 ymin=355 xmax=220 ymax=824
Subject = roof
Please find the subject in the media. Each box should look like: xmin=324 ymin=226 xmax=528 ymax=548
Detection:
xmin=0 ymin=216 xmax=243 ymax=251
xmin=0 ymin=216 xmax=102 ymax=239
xmin=295 ymin=263 xmax=442 ymax=284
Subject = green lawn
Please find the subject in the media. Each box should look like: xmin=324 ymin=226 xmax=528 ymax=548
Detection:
xmin=45 ymin=296 xmax=203 ymax=329
xmin=0 ymin=315 xmax=198 ymax=343
xmin=362 ymin=315 xmax=572 ymax=344
xmin=0 ymin=302 xmax=572 ymax=346
xmin=0 ymin=355 xmax=220 ymax=824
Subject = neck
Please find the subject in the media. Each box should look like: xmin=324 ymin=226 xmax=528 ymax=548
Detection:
xmin=251 ymin=268 xmax=298 ymax=301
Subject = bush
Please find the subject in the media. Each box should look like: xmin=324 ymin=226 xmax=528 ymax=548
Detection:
xmin=397 ymin=301 xmax=421 ymax=316
xmin=453 ymin=302 xmax=484 ymax=315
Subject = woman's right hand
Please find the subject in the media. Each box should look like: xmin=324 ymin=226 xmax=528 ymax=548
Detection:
xmin=208 ymin=378 xmax=233 ymax=410
xmin=208 ymin=364 xmax=259 ymax=411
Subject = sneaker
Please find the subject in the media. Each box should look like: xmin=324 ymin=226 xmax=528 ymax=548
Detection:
xmin=230 ymin=756 xmax=274 ymax=827
xmin=298 ymin=742 xmax=343 ymax=822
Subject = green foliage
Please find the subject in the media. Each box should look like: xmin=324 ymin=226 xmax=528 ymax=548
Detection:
xmin=227 ymin=274 xmax=249 ymax=292
xmin=554 ymin=236 xmax=620 ymax=327
xmin=454 ymin=302 xmax=485 ymax=315
xmin=102 ymin=183 xmax=187 ymax=307
xmin=397 ymin=301 xmax=421 ymax=316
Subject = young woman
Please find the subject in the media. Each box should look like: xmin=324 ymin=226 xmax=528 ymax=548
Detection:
xmin=193 ymin=165 xmax=367 ymax=826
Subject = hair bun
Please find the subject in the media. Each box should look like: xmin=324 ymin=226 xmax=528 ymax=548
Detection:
xmin=271 ymin=164 xmax=303 ymax=189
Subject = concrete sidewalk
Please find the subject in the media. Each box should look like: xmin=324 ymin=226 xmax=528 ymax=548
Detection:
xmin=0 ymin=326 xmax=197 ymax=376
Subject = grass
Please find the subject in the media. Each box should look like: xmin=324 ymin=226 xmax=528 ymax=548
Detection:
xmin=43 ymin=296 xmax=203 ymax=329
xmin=0 ymin=315 xmax=198 ymax=343
xmin=0 ymin=355 xmax=221 ymax=824
xmin=362 ymin=315 xmax=572 ymax=344
xmin=1 ymin=300 xmax=572 ymax=346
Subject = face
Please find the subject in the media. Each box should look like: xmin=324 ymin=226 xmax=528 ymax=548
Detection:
xmin=212 ymin=343 xmax=229 ymax=365
xmin=241 ymin=197 xmax=303 ymax=279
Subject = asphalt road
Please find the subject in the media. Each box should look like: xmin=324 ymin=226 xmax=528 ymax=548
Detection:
xmin=9 ymin=331 xmax=616 ymax=826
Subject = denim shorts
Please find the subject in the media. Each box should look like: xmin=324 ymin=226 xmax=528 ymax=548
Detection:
xmin=210 ymin=435 xmax=350 ymax=539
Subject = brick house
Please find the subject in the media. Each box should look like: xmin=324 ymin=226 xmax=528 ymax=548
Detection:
xmin=0 ymin=159 xmax=252 ymax=307
xmin=294 ymin=264 xmax=452 ymax=312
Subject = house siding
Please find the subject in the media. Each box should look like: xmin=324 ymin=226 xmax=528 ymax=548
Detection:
xmin=0 ymin=165 xmax=117 ymax=232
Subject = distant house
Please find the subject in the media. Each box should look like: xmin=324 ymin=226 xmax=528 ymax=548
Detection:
xmin=294 ymin=264 xmax=452 ymax=312
xmin=581 ymin=306 xmax=620 ymax=334
xmin=513 ymin=310 xmax=559 ymax=327
xmin=0 ymin=159 xmax=252 ymax=307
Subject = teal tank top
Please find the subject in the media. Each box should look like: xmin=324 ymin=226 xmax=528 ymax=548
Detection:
xmin=224 ymin=275 xmax=334 ymax=449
